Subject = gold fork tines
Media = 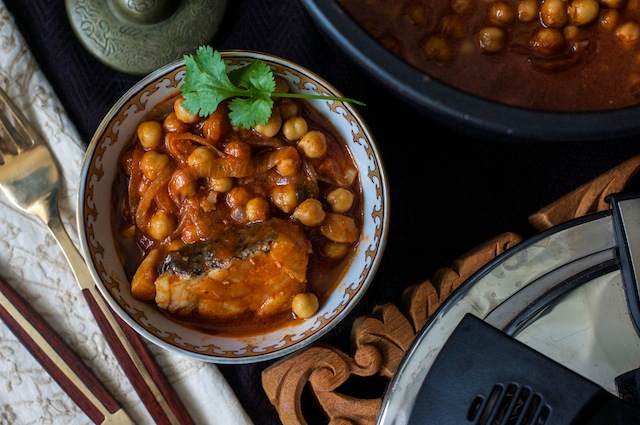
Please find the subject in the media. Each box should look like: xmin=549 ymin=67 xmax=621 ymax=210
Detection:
xmin=0 ymin=90 xmax=35 ymax=163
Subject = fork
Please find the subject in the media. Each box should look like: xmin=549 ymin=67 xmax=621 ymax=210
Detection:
xmin=0 ymin=86 xmax=195 ymax=425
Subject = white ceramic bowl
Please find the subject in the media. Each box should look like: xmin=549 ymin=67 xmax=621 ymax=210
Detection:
xmin=77 ymin=50 xmax=389 ymax=363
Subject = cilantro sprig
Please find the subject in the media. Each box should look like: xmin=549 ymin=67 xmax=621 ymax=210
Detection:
xmin=180 ymin=46 xmax=365 ymax=129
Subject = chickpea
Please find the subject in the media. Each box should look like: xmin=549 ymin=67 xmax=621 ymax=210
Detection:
xmin=517 ymin=0 xmax=539 ymax=22
xmin=291 ymin=292 xmax=319 ymax=319
xmin=282 ymin=117 xmax=309 ymax=141
xmin=173 ymin=97 xmax=199 ymax=124
xmin=254 ymin=106 xmax=282 ymax=137
xmin=140 ymin=151 xmax=171 ymax=180
xmin=271 ymin=183 xmax=299 ymax=213
xmin=451 ymin=0 xmax=474 ymax=14
xmin=477 ymin=27 xmax=507 ymax=54
xmin=137 ymin=120 xmax=163 ymax=149
xmin=403 ymin=3 xmax=429 ymax=25
xmin=278 ymin=99 xmax=300 ymax=120
xmin=327 ymin=188 xmax=355 ymax=213
xmin=188 ymin=146 xmax=217 ymax=169
xmin=321 ymin=241 xmax=351 ymax=259
xmin=342 ymin=166 xmax=359 ymax=187
xmin=293 ymin=198 xmax=326 ymax=226
xmin=274 ymin=76 xmax=290 ymax=94
xmin=568 ymin=0 xmax=600 ymax=26
xmin=530 ymin=28 xmax=566 ymax=55
xmin=226 ymin=186 xmax=252 ymax=208
xmin=422 ymin=35 xmax=454 ymax=61
xmin=380 ymin=35 xmax=402 ymax=55
xmin=209 ymin=177 xmax=234 ymax=193
xmin=297 ymin=130 xmax=327 ymax=158
xmin=438 ymin=14 xmax=466 ymax=40
xmin=224 ymin=140 xmax=252 ymax=159
xmin=563 ymin=25 xmax=589 ymax=51
xmin=599 ymin=9 xmax=620 ymax=31
xmin=163 ymin=111 xmax=190 ymax=133
xmin=563 ymin=25 xmax=581 ymax=41
xmin=320 ymin=213 xmax=359 ymax=243
xmin=169 ymin=170 xmax=197 ymax=198
xmin=276 ymin=146 xmax=301 ymax=176
xmin=616 ymin=21 xmax=640 ymax=44
xmin=488 ymin=1 xmax=516 ymax=26
xmin=540 ymin=0 xmax=568 ymax=28
xmin=245 ymin=197 xmax=270 ymax=222
xmin=148 ymin=210 xmax=176 ymax=241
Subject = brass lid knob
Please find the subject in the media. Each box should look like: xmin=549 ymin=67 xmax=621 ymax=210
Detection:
xmin=66 ymin=0 xmax=228 ymax=75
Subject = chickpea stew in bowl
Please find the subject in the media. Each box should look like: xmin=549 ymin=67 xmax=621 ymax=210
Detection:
xmin=79 ymin=50 xmax=389 ymax=363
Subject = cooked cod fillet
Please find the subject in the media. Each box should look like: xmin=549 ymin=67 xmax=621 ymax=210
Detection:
xmin=154 ymin=218 xmax=312 ymax=320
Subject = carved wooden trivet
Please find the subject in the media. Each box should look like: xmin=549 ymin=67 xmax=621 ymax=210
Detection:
xmin=262 ymin=154 xmax=640 ymax=425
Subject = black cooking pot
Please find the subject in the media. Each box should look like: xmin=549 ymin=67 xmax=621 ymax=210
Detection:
xmin=301 ymin=0 xmax=640 ymax=143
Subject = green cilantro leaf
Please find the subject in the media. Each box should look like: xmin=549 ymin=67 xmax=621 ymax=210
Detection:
xmin=181 ymin=46 xmax=365 ymax=130
xmin=181 ymin=47 xmax=239 ymax=117
xmin=229 ymin=96 xmax=274 ymax=127
xmin=228 ymin=60 xmax=275 ymax=95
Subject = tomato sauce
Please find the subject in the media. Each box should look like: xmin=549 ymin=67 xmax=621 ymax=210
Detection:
xmin=113 ymin=91 xmax=363 ymax=336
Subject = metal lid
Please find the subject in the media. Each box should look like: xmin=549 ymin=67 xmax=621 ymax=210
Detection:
xmin=65 ymin=0 xmax=227 ymax=75
xmin=378 ymin=193 xmax=640 ymax=425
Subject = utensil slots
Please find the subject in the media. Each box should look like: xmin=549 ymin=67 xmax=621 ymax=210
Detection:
xmin=0 ymin=86 xmax=194 ymax=425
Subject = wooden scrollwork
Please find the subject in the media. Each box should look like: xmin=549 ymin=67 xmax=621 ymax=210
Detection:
xmin=528 ymin=154 xmax=640 ymax=231
xmin=262 ymin=232 xmax=522 ymax=425
xmin=262 ymin=154 xmax=640 ymax=425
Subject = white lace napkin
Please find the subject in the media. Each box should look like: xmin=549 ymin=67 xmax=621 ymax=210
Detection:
xmin=0 ymin=4 xmax=253 ymax=425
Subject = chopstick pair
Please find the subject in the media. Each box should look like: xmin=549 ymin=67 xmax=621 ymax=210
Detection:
xmin=0 ymin=277 xmax=200 ymax=425
xmin=0 ymin=274 xmax=133 ymax=424
xmin=0 ymin=273 xmax=196 ymax=425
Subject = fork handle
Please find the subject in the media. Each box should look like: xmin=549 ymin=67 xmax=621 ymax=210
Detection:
xmin=46 ymin=211 xmax=195 ymax=425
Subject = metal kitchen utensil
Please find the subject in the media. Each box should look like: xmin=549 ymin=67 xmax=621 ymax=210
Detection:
xmin=407 ymin=313 xmax=639 ymax=424
xmin=378 ymin=193 xmax=640 ymax=425
xmin=65 ymin=0 xmax=228 ymax=75
xmin=0 ymin=86 xmax=194 ymax=425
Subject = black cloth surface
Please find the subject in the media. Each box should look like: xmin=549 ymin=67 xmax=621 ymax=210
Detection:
xmin=4 ymin=1 xmax=640 ymax=424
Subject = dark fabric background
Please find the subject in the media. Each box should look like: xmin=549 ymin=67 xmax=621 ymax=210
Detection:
xmin=4 ymin=1 xmax=640 ymax=424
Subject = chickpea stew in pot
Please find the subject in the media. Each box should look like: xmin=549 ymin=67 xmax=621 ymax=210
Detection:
xmin=113 ymin=78 xmax=362 ymax=336
xmin=340 ymin=0 xmax=640 ymax=111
